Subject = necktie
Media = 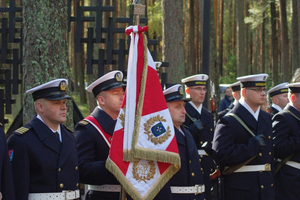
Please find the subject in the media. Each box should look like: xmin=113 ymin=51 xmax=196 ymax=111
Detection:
xmin=54 ymin=132 xmax=60 ymax=142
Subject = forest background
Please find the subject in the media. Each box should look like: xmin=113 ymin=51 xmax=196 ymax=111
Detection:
xmin=0 ymin=0 xmax=298 ymax=131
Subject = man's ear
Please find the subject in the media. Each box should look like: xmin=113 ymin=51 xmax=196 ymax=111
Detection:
xmin=186 ymin=87 xmax=190 ymax=95
xmin=97 ymin=95 xmax=105 ymax=106
xmin=36 ymin=101 xmax=44 ymax=113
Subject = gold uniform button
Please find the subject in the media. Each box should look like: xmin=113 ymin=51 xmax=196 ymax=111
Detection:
xmin=271 ymin=184 xmax=273 ymax=187
xmin=201 ymin=168 xmax=203 ymax=171
xmin=200 ymin=141 xmax=203 ymax=145
xmin=259 ymin=153 xmax=262 ymax=156
xmin=211 ymin=168 xmax=213 ymax=172
xmin=76 ymin=183 xmax=79 ymax=187
xmin=199 ymin=159 xmax=201 ymax=162
xmin=75 ymin=166 xmax=78 ymax=170
xmin=58 ymin=168 xmax=61 ymax=172
xmin=211 ymin=141 xmax=213 ymax=144
xmin=261 ymin=185 xmax=264 ymax=189
xmin=269 ymin=152 xmax=271 ymax=155
xmin=60 ymin=183 xmax=64 ymax=188
xmin=189 ymin=160 xmax=192 ymax=164
xmin=268 ymin=136 xmax=271 ymax=139
xmin=191 ymin=173 xmax=195 ymax=177
xmin=210 ymin=128 xmax=212 ymax=131
xmin=200 ymin=155 xmax=203 ymax=158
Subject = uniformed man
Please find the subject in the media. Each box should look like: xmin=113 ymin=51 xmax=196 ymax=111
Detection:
xmin=272 ymin=82 xmax=300 ymax=200
xmin=218 ymin=81 xmax=241 ymax=119
xmin=7 ymin=79 xmax=80 ymax=200
xmin=212 ymin=74 xmax=275 ymax=200
xmin=74 ymin=70 xmax=126 ymax=200
xmin=0 ymin=124 xmax=15 ymax=200
xmin=267 ymin=82 xmax=289 ymax=116
xmin=181 ymin=74 xmax=214 ymax=200
xmin=163 ymin=84 xmax=205 ymax=200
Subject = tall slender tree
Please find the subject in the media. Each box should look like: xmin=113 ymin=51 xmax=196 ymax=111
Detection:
xmin=279 ymin=0 xmax=290 ymax=81
xmin=23 ymin=0 xmax=73 ymax=126
xmin=162 ymin=0 xmax=185 ymax=83
xmin=271 ymin=0 xmax=279 ymax=85
xmin=292 ymin=0 xmax=299 ymax=75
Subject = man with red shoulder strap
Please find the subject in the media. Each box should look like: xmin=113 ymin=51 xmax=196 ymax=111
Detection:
xmin=74 ymin=70 xmax=126 ymax=200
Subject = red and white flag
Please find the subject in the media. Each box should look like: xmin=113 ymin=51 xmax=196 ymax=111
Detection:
xmin=106 ymin=25 xmax=180 ymax=200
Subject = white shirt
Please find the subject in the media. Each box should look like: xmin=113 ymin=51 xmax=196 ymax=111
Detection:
xmin=37 ymin=114 xmax=62 ymax=142
xmin=272 ymin=103 xmax=282 ymax=112
xmin=189 ymin=101 xmax=203 ymax=114
xmin=178 ymin=127 xmax=185 ymax=136
xmin=239 ymin=99 xmax=260 ymax=121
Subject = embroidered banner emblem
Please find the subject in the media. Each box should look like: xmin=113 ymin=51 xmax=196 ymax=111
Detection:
xmin=133 ymin=159 xmax=156 ymax=183
xmin=144 ymin=115 xmax=171 ymax=145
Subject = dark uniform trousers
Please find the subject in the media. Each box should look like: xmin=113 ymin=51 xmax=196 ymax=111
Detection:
xmin=212 ymin=103 xmax=275 ymax=200
xmin=7 ymin=115 xmax=80 ymax=200
xmin=184 ymin=103 xmax=215 ymax=200
xmin=74 ymin=107 xmax=172 ymax=200
xmin=270 ymin=106 xmax=279 ymax=117
xmin=169 ymin=126 xmax=205 ymax=200
xmin=273 ymin=104 xmax=300 ymax=200
xmin=0 ymin=126 xmax=15 ymax=200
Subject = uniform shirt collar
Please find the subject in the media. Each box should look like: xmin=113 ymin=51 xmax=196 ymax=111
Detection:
xmin=37 ymin=114 xmax=62 ymax=141
xmin=238 ymin=99 xmax=260 ymax=121
xmin=178 ymin=127 xmax=185 ymax=136
xmin=272 ymin=103 xmax=282 ymax=112
xmin=189 ymin=101 xmax=202 ymax=114
xmin=233 ymin=99 xmax=238 ymax=105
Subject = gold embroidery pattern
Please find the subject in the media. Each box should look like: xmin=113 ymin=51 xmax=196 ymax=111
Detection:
xmin=132 ymin=159 xmax=156 ymax=183
xmin=144 ymin=115 xmax=171 ymax=145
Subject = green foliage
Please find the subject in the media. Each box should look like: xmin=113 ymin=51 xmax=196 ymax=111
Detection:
xmin=147 ymin=0 xmax=162 ymax=39
xmin=244 ymin=1 xmax=269 ymax=30
xmin=73 ymin=92 xmax=89 ymax=118
xmin=219 ymin=51 xmax=237 ymax=84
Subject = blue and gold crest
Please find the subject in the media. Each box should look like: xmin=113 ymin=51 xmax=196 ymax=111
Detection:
xmin=151 ymin=122 xmax=166 ymax=137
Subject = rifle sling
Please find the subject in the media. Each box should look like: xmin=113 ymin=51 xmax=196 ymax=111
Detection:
xmin=186 ymin=112 xmax=197 ymax=123
xmin=274 ymin=109 xmax=299 ymax=174
xmin=222 ymin=113 xmax=257 ymax=175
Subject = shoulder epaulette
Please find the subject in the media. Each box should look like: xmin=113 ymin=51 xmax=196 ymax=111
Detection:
xmin=14 ymin=126 xmax=30 ymax=135
xmin=182 ymin=124 xmax=189 ymax=129
xmin=66 ymin=126 xmax=73 ymax=133
xmin=78 ymin=120 xmax=89 ymax=126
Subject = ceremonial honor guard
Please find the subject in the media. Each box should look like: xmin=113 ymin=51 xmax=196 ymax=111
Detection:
xmin=164 ymin=84 xmax=205 ymax=200
xmin=74 ymin=71 xmax=126 ymax=200
xmin=8 ymin=79 xmax=80 ymax=200
xmin=212 ymin=74 xmax=274 ymax=200
xmin=272 ymin=82 xmax=300 ymax=200
xmin=0 ymin=124 xmax=15 ymax=200
xmin=218 ymin=81 xmax=241 ymax=119
xmin=267 ymin=82 xmax=289 ymax=116
xmin=181 ymin=74 xmax=215 ymax=200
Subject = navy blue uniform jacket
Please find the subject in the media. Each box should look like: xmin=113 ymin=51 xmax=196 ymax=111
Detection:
xmin=183 ymin=103 xmax=214 ymax=200
xmin=0 ymin=126 xmax=15 ymax=200
xmin=7 ymin=115 xmax=79 ymax=200
xmin=169 ymin=126 xmax=205 ymax=200
xmin=74 ymin=107 xmax=172 ymax=200
xmin=273 ymin=104 xmax=300 ymax=200
xmin=218 ymin=104 xmax=234 ymax=119
xmin=212 ymin=102 xmax=274 ymax=200
xmin=270 ymin=106 xmax=279 ymax=117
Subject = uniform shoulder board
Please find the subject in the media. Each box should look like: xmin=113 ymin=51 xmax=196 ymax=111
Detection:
xmin=14 ymin=126 xmax=30 ymax=135
xmin=65 ymin=126 xmax=73 ymax=133
xmin=182 ymin=124 xmax=189 ymax=129
xmin=78 ymin=120 xmax=89 ymax=126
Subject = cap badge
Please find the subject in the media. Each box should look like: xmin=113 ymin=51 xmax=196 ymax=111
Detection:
xmin=179 ymin=86 xmax=183 ymax=94
xmin=60 ymin=81 xmax=67 ymax=91
xmin=202 ymin=75 xmax=204 ymax=80
xmin=115 ymin=72 xmax=122 ymax=82
xmin=263 ymin=76 xmax=266 ymax=81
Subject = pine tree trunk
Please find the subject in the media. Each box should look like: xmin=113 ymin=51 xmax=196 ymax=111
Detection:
xmin=162 ymin=0 xmax=185 ymax=83
xmin=271 ymin=1 xmax=279 ymax=85
xmin=236 ymin=0 xmax=247 ymax=76
xmin=23 ymin=0 xmax=73 ymax=127
xmin=292 ymin=0 xmax=299 ymax=75
xmin=279 ymin=0 xmax=290 ymax=81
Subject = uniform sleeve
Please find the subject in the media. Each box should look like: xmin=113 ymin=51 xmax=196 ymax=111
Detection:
xmin=1 ymin=131 xmax=15 ymax=200
xmin=7 ymin=134 xmax=30 ymax=200
xmin=74 ymin=125 xmax=116 ymax=185
xmin=212 ymin=117 xmax=261 ymax=166
xmin=272 ymin=114 xmax=300 ymax=159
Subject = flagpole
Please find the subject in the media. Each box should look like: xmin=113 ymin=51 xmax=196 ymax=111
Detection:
xmin=118 ymin=2 xmax=146 ymax=200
